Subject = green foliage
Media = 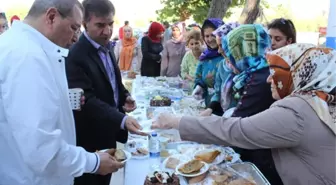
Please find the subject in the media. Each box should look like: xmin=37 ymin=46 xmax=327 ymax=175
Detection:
xmin=156 ymin=0 xmax=211 ymax=23
xmin=156 ymin=0 xmax=267 ymax=23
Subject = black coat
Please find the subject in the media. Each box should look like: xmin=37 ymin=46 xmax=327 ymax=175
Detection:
xmin=140 ymin=36 xmax=163 ymax=77
xmin=66 ymin=35 xmax=129 ymax=152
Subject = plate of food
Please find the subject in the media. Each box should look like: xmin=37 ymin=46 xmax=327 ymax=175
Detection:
xmin=194 ymin=146 xmax=241 ymax=165
xmin=98 ymin=149 xmax=132 ymax=163
xmin=175 ymin=159 xmax=209 ymax=177
xmin=193 ymin=149 xmax=225 ymax=165
xmin=144 ymin=171 xmax=180 ymax=185
xmin=125 ymin=139 xmax=150 ymax=159
xmin=162 ymin=154 xmax=191 ymax=172
xmin=205 ymin=165 xmax=257 ymax=185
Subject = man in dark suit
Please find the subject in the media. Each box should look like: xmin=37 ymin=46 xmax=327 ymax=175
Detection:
xmin=65 ymin=0 xmax=145 ymax=185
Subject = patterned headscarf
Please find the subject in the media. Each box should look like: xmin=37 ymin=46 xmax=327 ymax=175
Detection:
xmin=267 ymin=43 xmax=336 ymax=134
xmin=222 ymin=24 xmax=271 ymax=91
xmin=199 ymin=18 xmax=224 ymax=61
xmin=212 ymin=22 xmax=240 ymax=38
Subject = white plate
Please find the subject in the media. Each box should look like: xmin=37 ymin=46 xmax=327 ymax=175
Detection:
xmin=193 ymin=148 xmax=226 ymax=165
xmin=131 ymin=152 xmax=149 ymax=160
xmin=138 ymin=120 xmax=155 ymax=134
xmin=161 ymin=154 xmax=191 ymax=172
xmin=175 ymin=161 xmax=209 ymax=177
xmin=125 ymin=139 xmax=150 ymax=159
xmin=98 ymin=149 xmax=132 ymax=163
xmin=177 ymin=143 xmax=202 ymax=155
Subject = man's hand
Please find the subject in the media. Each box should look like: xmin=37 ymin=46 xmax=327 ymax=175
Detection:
xmin=125 ymin=116 xmax=147 ymax=136
xmin=95 ymin=152 xmax=124 ymax=175
xmin=123 ymin=96 xmax=137 ymax=113
xmin=80 ymin=95 xmax=85 ymax=106
xmin=151 ymin=113 xmax=181 ymax=130
xmin=200 ymin=108 xmax=213 ymax=116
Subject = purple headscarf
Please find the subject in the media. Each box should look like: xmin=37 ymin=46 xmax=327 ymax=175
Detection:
xmin=199 ymin=18 xmax=224 ymax=61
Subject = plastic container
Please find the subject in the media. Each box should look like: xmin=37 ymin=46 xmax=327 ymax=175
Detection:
xmin=149 ymin=132 xmax=161 ymax=170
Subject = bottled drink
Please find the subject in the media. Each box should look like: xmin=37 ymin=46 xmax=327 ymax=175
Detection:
xmin=149 ymin=132 xmax=161 ymax=170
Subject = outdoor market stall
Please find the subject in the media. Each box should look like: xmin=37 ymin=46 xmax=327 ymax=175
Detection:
xmin=119 ymin=76 xmax=270 ymax=185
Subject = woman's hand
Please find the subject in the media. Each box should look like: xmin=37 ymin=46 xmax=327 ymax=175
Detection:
xmin=192 ymin=85 xmax=204 ymax=100
xmin=151 ymin=113 xmax=181 ymax=130
xmin=185 ymin=75 xmax=195 ymax=82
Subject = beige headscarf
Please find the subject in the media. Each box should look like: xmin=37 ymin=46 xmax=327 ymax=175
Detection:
xmin=267 ymin=43 xmax=336 ymax=134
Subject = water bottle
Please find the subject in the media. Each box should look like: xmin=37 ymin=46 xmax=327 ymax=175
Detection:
xmin=149 ymin=132 xmax=161 ymax=170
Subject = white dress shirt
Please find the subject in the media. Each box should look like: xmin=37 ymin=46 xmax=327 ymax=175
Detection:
xmin=0 ymin=21 xmax=99 ymax=185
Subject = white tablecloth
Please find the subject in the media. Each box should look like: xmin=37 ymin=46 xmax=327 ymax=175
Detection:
xmin=124 ymin=158 xmax=151 ymax=185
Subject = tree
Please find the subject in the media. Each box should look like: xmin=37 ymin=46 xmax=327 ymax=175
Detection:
xmin=156 ymin=0 xmax=265 ymax=24
xmin=239 ymin=0 xmax=261 ymax=24
xmin=156 ymin=0 xmax=211 ymax=23
xmin=207 ymin=0 xmax=232 ymax=19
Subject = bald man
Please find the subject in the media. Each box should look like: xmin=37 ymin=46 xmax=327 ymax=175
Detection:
xmin=0 ymin=1 xmax=123 ymax=185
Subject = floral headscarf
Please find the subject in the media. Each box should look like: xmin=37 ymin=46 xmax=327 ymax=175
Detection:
xmin=212 ymin=22 xmax=240 ymax=37
xmin=199 ymin=18 xmax=224 ymax=61
xmin=267 ymin=43 xmax=336 ymax=134
xmin=222 ymin=24 xmax=271 ymax=91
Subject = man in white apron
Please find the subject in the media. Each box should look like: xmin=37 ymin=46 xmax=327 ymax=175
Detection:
xmin=0 ymin=0 xmax=123 ymax=185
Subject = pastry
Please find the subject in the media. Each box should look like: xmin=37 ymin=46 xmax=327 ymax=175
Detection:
xmin=127 ymin=71 xmax=137 ymax=79
xmin=132 ymin=148 xmax=149 ymax=156
xmin=165 ymin=157 xmax=180 ymax=169
xmin=195 ymin=150 xmax=221 ymax=163
xmin=210 ymin=167 xmax=256 ymax=185
xmin=114 ymin=149 xmax=126 ymax=162
xmin=160 ymin=150 xmax=171 ymax=158
xmin=178 ymin=160 xmax=204 ymax=174
xmin=144 ymin=171 xmax=180 ymax=185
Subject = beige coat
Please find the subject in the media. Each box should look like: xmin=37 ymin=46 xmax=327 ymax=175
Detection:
xmin=179 ymin=97 xmax=336 ymax=185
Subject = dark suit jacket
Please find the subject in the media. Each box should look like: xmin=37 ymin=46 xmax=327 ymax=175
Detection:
xmin=66 ymin=35 xmax=129 ymax=152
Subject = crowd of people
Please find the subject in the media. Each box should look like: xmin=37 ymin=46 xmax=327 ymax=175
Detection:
xmin=0 ymin=0 xmax=335 ymax=185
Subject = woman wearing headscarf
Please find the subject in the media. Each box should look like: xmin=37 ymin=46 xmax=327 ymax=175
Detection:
xmin=141 ymin=22 xmax=165 ymax=77
xmin=200 ymin=22 xmax=240 ymax=116
xmin=192 ymin=18 xmax=225 ymax=105
xmin=10 ymin=15 xmax=20 ymax=26
xmin=114 ymin=26 xmax=142 ymax=72
xmin=160 ymin=22 xmax=187 ymax=77
xmin=203 ymin=24 xmax=282 ymax=184
xmin=0 ymin=12 xmax=8 ymax=35
xmin=153 ymin=43 xmax=336 ymax=185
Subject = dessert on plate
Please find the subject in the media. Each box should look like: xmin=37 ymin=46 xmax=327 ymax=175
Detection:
xmin=150 ymin=96 xmax=172 ymax=107
xmin=195 ymin=150 xmax=221 ymax=163
xmin=178 ymin=160 xmax=204 ymax=174
xmin=165 ymin=157 xmax=180 ymax=169
xmin=144 ymin=171 xmax=180 ymax=185
xmin=132 ymin=148 xmax=149 ymax=156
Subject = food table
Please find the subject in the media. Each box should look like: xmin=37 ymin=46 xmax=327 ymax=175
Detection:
xmin=120 ymin=76 xmax=270 ymax=185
